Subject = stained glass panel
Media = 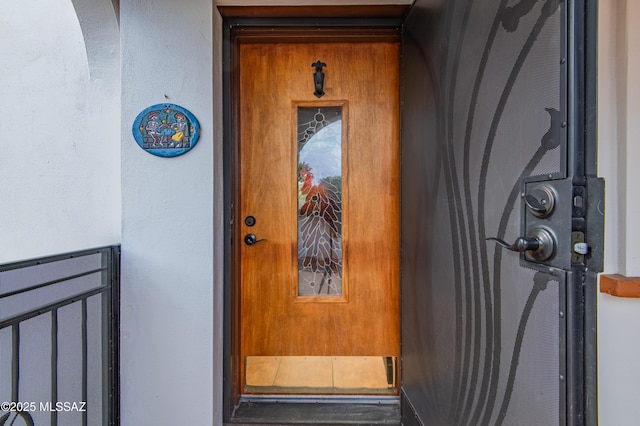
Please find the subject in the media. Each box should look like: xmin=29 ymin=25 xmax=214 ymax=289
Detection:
xmin=297 ymin=107 xmax=343 ymax=296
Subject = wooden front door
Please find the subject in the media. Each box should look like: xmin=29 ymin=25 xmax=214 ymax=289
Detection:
xmin=234 ymin=30 xmax=400 ymax=394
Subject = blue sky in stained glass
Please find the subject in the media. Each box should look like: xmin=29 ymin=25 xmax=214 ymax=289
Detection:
xmin=298 ymin=120 xmax=342 ymax=182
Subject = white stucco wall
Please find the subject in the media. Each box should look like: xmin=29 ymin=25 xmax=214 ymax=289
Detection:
xmin=598 ymin=0 xmax=640 ymax=425
xmin=119 ymin=0 xmax=215 ymax=424
xmin=0 ymin=0 xmax=121 ymax=263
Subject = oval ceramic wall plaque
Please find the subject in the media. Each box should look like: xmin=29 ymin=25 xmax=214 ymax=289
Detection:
xmin=132 ymin=104 xmax=200 ymax=157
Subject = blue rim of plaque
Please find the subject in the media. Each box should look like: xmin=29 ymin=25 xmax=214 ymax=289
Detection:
xmin=132 ymin=103 xmax=200 ymax=157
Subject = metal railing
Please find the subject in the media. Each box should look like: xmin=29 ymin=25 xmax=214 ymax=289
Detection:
xmin=0 ymin=246 xmax=120 ymax=425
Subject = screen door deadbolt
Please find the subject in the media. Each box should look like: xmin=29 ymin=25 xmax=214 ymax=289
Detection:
xmin=524 ymin=184 xmax=557 ymax=218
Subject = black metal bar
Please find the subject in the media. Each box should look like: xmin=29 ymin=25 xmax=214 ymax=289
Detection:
xmin=106 ymin=245 xmax=121 ymax=426
xmin=584 ymin=271 xmax=598 ymax=426
xmin=0 ymin=286 xmax=107 ymax=329
xmin=581 ymin=4 xmax=599 ymax=426
xmin=568 ymin=0 xmax=586 ymax=179
xmin=0 ymin=267 xmax=106 ymax=299
xmin=12 ymin=324 xmax=20 ymax=402
xmin=0 ymin=247 xmax=111 ymax=273
xmin=82 ymin=298 xmax=88 ymax=426
xmin=566 ymin=269 xmax=585 ymax=426
xmin=51 ymin=309 xmax=58 ymax=426
xmin=567 ymin=0 xmax=598 ymax=424
xmin=584 ymin=0 xmax=598 ymax=178
xmin=559 ymin=272 xmax=568 ymax=426
xmin=102 ymin=250 xmax=111 ymax=425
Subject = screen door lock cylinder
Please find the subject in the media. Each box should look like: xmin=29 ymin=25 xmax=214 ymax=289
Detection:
xmin=524 ymin=184 xmax=557 ymax=218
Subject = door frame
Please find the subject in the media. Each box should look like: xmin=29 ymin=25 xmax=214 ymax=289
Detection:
xmin=220 ymin=7 xmax=408 ymax=422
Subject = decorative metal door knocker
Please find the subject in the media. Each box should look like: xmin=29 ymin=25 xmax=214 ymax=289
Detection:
xmin=312 ymin=60 xmax=326 ymax=98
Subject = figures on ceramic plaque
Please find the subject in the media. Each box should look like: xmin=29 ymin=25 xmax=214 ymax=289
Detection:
xmin=140 ymin=109 xmax=192 ymax=149
xmin=133 ymin=103 xmax=200 ymax=158
xmin=144 ymin=112 xmax=161 ymax=145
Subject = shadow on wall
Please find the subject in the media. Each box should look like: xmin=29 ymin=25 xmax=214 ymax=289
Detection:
xmin=70 ymin=0 xmax=120 ymax=82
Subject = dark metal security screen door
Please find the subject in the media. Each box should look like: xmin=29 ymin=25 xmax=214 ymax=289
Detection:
xmin=400 ymin=1 xmax=601 ymax=426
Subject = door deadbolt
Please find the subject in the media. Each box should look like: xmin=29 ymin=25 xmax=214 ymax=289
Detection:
xmin=487 ymin=228 xmax=556 ymax=262
xmin=245 ymin=216 xmax=256 ymax=227
xmin=524 ymin=184 xmax=557 ymax=218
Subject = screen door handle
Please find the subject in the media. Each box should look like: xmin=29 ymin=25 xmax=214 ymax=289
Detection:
xmin=486 ymin=228 xmax=556 ymax=261
xmin=486 ymin=236 xmax=539 ymax=252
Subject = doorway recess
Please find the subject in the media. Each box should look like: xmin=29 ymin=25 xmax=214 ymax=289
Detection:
xmin=220 ymin=5 xmax=409 ymax=425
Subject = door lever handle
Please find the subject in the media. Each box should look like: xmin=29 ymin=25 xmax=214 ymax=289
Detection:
xmin=486 ymin=228 xmax=556 ymax=261
xmin=486 ymin=236 xmax=539 ymax=252
xmin=244 ymin=234 xmax=267 ymax=246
